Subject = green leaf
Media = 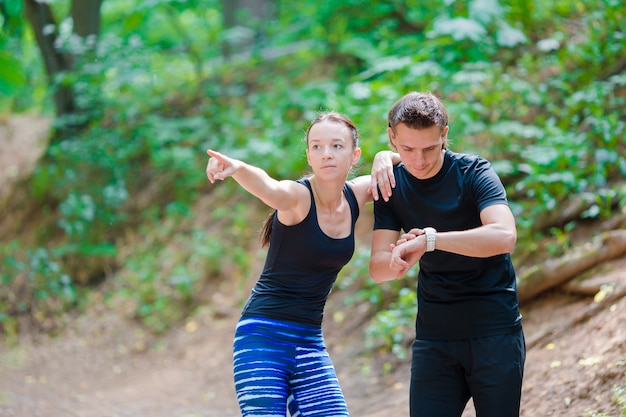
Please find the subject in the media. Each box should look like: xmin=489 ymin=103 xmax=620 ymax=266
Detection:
xmin=0 ymin=51 xmax=26 ymax=95
xmin=496 ymin=22 xmax=527 ymax=47
xmin=429 ymin=17 xmax=487 ymax=42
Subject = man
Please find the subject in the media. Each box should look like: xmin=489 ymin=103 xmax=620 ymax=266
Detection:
xmin=369 ymin=91 xmax=525 ymax=417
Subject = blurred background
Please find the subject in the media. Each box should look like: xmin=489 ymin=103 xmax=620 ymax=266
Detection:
xmin=0 ymin=1 xmax=625 ymax=416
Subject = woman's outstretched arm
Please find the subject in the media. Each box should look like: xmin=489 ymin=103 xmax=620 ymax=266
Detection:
xmin=206 ymin=149 xmax=306 ymax=212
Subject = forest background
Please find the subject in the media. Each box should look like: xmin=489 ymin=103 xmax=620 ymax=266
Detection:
xmin=0 ymin=0 xmax=625 ymax=416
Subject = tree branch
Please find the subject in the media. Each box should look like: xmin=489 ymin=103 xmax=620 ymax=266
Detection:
xmin=517 ymin=230 xmax=626 ymax=304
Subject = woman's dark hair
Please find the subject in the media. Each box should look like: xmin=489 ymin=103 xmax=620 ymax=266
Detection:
xmin=259 ymin=210 xmax=276 ymax=247
xmin=259 ymin=111 xmax=359 ymax=247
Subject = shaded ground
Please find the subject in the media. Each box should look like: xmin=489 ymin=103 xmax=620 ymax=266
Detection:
xmin=0 ymin=116 xmax=625 ymax=416
xmin=0 ymin=256 xmax=624 ymax=417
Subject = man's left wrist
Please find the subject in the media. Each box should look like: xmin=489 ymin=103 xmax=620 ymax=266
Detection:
xmin=424 ymin=227 xmax=437 ymax=252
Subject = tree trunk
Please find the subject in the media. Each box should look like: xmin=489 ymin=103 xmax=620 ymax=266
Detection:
xmin=23 ymin=0 xmax=102 ymax=133
xmin=517 ymin=230 xmax=626 ymax=304
xmin=71 ymin=0 xmax=102 ymax=38
xmin=23 ymin=0 xmax=74 ymax=117
xmin=222 ymin=0 xmax=275 ymax=58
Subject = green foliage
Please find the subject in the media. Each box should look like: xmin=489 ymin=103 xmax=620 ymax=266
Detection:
xmin=113 ymin=222 xmax=217 ymax=334
xmin=0 ymin=50 xmax=25 ymax=96
xmin=2 ymin=0 xmax=625 ymax=345
xmin=365 ymin=286 xmax=417 ymax=360
xmin=111 ymin=200 xmax=257 ymax=333
xmin=0 ymin=0 xmax=47 ymax=112
xmin=0 ymin=242 xmax=78 ymax=340
xmin=338 ymin=247 xmax=418 ymax=359
xmin=338 ymin=247 xmax=388 ymax=307
xmin=615 ymin=379 xmax=626 ymax=416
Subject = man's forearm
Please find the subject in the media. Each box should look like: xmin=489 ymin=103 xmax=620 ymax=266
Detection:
xmin=368 ymin=252 xmax=399 ymax=283
xmin=433 ymin=226 xmax=516 ymax=258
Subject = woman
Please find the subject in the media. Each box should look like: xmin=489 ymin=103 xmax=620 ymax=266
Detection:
xmin=206 ymin=112 xmax=397 ymax=416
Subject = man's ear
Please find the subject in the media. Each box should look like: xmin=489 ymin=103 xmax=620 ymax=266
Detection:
xmin=441 ymin=125 xmax=449 ymax=149
xmin=387 ymin=127 xmax=398 ymax=151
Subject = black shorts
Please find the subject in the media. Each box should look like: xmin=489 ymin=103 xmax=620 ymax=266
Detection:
xmin=409 ymin=329 xmax=525 ymax=417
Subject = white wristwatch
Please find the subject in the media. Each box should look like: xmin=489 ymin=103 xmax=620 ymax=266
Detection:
xmin=423 ymin=227 xmax=437 ymax=252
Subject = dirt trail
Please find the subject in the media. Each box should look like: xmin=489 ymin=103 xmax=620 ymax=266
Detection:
xmin=1 ymin=257 xmax=625 ymax=417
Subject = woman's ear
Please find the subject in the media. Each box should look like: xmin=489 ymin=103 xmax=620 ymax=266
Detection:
xmin=352 ymin=147 xmax=362 ymax=166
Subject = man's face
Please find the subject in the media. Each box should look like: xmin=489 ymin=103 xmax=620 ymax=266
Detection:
xmin=388 ymin=123 xmax=448 ymax=180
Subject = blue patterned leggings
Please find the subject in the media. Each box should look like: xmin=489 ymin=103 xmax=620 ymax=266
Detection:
xmin=233 ymin=317 xmax=350 ymax=417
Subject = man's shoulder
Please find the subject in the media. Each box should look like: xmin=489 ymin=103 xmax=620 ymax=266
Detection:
xmin=447 ymin=149 xmax=487 ymax=164
xmin=447 ymin=150 xmax=493 ymax=173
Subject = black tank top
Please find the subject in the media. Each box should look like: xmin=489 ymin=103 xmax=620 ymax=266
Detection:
xmin=241 ymin=178 xmax=359 ymax=326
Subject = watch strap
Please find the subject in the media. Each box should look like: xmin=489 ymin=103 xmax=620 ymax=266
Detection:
xmin=424 ymin=227 xmax=436 ymax=252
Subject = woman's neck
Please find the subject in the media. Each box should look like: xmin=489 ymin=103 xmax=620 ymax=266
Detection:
xmin=310 ymin=177 xmax=344 ymax=211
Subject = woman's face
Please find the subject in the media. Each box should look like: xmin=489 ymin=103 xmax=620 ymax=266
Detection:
xmin=306 ymin=120 xmax=361 ymax=180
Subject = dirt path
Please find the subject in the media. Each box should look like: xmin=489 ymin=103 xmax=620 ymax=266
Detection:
xmin=1 ymin=257 xmax=625 ymax=417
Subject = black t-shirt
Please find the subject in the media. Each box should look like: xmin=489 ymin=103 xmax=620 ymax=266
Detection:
xmin=374 ymin=150 xmax=522 ymax=340
xmin=242 ymin=178 xmax=359 ymax=326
